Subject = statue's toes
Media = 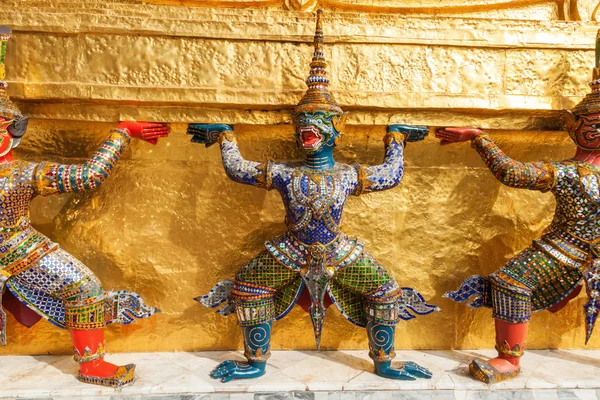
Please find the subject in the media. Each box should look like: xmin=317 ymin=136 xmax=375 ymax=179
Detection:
xmin=210 ymin=368 xmax=223 ymax=379
xmin=395 ymin=369 xmax=417 ymax=381
xmin=403 ymin=361 xmax=433 ymax=379
xmin=210 ymin=367 xmax=228 ymax=379
xmin=210 ymin=361 xmax=236 ymax=378
xmin=221 ymin=372 xmax=235 ymax=383
xmin=219 ymin=360 xmax=235 ymax=368
xmin=378 ymin=365 xmax=416 ymax=381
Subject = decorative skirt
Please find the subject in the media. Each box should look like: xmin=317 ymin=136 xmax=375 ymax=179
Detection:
xmin=445 ymin=244 xmax=583 ymax=323
xmin=200 ymin=248 xmax=438 ymax=328
xmin=1 ymin=246 xmax=158 ymax=342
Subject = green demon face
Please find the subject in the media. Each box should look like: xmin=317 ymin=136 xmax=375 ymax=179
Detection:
xmin=294 ymin=111 xmax=347 ymax=153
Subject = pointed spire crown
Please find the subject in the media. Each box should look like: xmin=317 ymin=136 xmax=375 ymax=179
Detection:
xmin=0 ymin=26 xmax=21 ymax=120
xmin=573 ymin=29 xmax=600 ymax=115
xmin=292 ymin=10 xmax=343 ymax=117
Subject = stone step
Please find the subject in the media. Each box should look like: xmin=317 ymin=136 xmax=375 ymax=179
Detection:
xmin=0 ymin=349 xmax=599 ymax=399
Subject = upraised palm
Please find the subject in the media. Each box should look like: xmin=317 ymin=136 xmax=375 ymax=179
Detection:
xmin=435 ymin=127 xmax=482 ymax=145
xmin=387 ymin=124 xmax=429 ymax=142
xmin=117 ymin=121 xmax=169 ymax=145
xmin=187 ymin=123 xmax=233 ymax=147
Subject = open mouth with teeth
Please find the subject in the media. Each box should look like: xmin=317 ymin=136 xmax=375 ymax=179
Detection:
xmin=298 ymin=126 xmax=323 ymax=150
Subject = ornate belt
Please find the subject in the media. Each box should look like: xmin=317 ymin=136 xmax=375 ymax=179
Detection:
xmin=265 ymin=232 xmax=364 ymax=272
xmin=533 ymin=239 xmax=584 ymax=270
xmin=0 ymin=232 xmax=56 ymax=277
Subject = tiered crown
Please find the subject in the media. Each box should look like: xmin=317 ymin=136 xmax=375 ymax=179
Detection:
xmin=0 ymin=26 xmax=21 ymax=120
xmin=292 ymin=10 xmax=343 ymax=117
xmin=573 ymin=29 xmax=600 ymax=116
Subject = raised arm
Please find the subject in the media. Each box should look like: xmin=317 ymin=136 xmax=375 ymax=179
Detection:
xmin=353 ymin=124 xmax=428 ymax=196
xmin=187 ymin=124 xmax=272 ymax=189
xmin=436 ymin=127 xmax=554 ymax=192
xmin=34 ymin=122 xmax=169 ymax=196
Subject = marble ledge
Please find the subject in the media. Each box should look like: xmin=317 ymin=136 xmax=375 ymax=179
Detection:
xmin=2 ymin=350 xmax=600 ymax=399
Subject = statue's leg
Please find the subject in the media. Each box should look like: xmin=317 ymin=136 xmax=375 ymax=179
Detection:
xmin=210 ymin=318 xmax=273 ymax=383
xmin=444 ymin=247 xmax=581 ymax=383
xmin=330 ymin=251 xmax=435 ymax=380
xmin=366 ymin=321 xmax=432 ymax=380
xmin=468 ymin=271 xmax=530 ymax=384
xmin=61 ymin=266 xmax=137 ymax=386
xmin=208 ymin=250 xmax=300 ymax=383
xmin=69 ymin=326 xmax=135 ymax=387
xmin=7 ymin=249 xmax=135 ymax=387
xmin=209 ymin=288 xmax=274 ymax=382
xmin=469 ymin=318 xmax=528 ymax=383
xmin=365 ymin=292 xmax=433 ymax=380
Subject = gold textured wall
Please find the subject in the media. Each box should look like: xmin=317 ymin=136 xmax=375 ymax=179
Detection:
xmin=0 ymin=0 xmax=600 ymax=354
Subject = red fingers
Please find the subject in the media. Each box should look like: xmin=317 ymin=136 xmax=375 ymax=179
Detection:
xmin=434 ymin=127 xmax=482 ymax=144
xmin=141 ymin=125 xmax=170 ymax=140
xmin=117 ymin=121 xmax=170 ymax=143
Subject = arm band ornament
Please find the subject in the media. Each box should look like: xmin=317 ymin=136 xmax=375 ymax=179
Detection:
xmin=353 ymin=164 xmax=371 ymax=197
xmin=471 ymin=133 xmax=555 ymax=192
xmin=255 ymin=160 xmax=273 ymax=190
xmin=383 ymin=131 xmax=405 ymax=147
xmin=218 ymin=130 xmax=236 ymax=145
xmin=33 ymin=129 xmax=130 ymax=196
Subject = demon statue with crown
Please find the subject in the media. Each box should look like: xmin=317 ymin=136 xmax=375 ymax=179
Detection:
xmin=192 ymin=11 xmax=438 ymax=383
xmin=0 ymin=27 xmax=169 ymax=387
xmin=439 ymin=30 xmax=600 ymax=384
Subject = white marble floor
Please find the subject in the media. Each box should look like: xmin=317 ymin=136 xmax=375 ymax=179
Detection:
xmin=1 ymin=349 xmax=600 ymax=399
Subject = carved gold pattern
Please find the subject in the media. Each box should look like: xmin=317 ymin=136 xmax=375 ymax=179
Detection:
xmin=285 ymin=0 xmax=318 ymax=11
xmin=143 ymin=0 xmax=580 ymax=20
xmin=144 ymin=0 xmax=280 ymax=7
xmin=255 ymin=160 xmax=274 ymax=190
xmin=244 ymin=346 xmax=271 ymax=362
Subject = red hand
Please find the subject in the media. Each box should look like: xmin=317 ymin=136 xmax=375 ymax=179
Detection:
xmin=117 ymin=121 xmax=170 ymax=145
xmin=435 ymin=127 xmax=482 ymax=146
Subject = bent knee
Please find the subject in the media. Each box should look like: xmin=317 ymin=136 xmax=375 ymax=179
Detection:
xmin=57 ymin=275 xmax=104 ymax=303
xmin=489 ymin=272 xmax=532 ymax=323
xmin=364 ymin=281 xmax=400 ymax=303
xmin=489 ymin=272 xmax=532 ymax=297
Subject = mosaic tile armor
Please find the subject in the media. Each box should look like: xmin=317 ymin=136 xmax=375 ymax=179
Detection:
xmin=439 ymin=31 xmax=600 ymax=382
xmin=206 ymin=131 xmax=435 ymax=340
xmin=0 ymin=24 xmax=167 ymax=388
xmin=0 ymin=130 xmax=158 ymax=345
xmin=194 ymin=10 xmax=437 ymax=383
xmin=445 ymin=134 xmax=596 ymax=326
xmin=436 ymin=31 xmax=600 ymax=383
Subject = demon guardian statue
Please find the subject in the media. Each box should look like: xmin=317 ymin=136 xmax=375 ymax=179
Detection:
xmin=193 ymin=11 xmax=438 ymax=383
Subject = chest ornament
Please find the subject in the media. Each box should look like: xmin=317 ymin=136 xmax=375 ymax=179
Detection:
xmin=288 ymin=169 xmax=343 ymax=234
